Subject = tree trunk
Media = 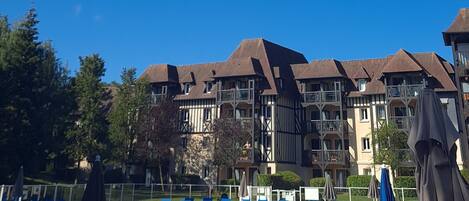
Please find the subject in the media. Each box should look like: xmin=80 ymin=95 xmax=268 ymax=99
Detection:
xmin=159 ymin=164 xmax=165 ymax=192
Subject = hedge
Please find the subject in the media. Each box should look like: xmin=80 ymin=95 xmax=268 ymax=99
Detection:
xmin=171 ymin=174 xmax=202 ymax=184
xmin=221 ymin=178 xmax=239 ymax=185
xmin=461 ymin=169 xmax=469 ymax=182
xmin=346 ymin=175 xmax=371 ymax=196
xmin=309 ymin=177 xmax=326 ymax=187
xmin=394 ymin=176 xmax=416 ymax=197
xmin=257 ymin=171 xmax=303 ymax=190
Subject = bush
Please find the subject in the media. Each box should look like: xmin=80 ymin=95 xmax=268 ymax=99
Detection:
xmin=347 ymin=175 xmax=371 ymax=196
xmin=221 ymin=178 xmax=239 ymax=185
xmin=309 ymin=177 xmax=326 ymax=187
xmin=274 ymin=171 xmax=304 ymax=190
xmin=171 ymin=174 xmax=202 ymax=184
xmin=394 ymin=176 xmax=416 ymax=197
xmin=461 ymin=169 xmax=469 ymax=182
xmin=257 ymin=174 xmax=273 ymax=186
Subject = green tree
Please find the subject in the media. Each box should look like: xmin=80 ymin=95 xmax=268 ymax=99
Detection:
xmin=373 ymin=120 xmax=410 ymax=177
xmin=66 ymin=54 xmax=109 ymax=181
xmin=108 ymin=67 xmax=149 ymax=180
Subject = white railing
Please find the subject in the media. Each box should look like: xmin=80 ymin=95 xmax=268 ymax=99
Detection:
xmin=0 ymin=183 xmax=417 ymax=201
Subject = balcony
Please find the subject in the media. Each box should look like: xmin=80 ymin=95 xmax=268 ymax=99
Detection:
xmin=301 ymin=90 xmax=341 ymax=105
xmin=217 ymin=88 xmax=254 ymax=104
xmin=303 ymin=150 xmax=347 ymax=165
xmin=305 ymin=120 xmax=347 ymax=135
xmin=386 ymin=84 xmax=424 ymax=99
xmin=389 ymin=116 xmax=414 ymax=131
xmin=150 ymin=94 xmax=166 ymax=105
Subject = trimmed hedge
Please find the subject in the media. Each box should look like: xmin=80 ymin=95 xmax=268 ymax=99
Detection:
xmin=346 ymin=175 xmax=371 ymax=196
xmin=309 ymin=177 xmax=326 ymax=187
xmin=394 ymin=176 xmax=416 ymax=197
xmin=257 ymin=171 xmax=304 ymax=190
xmin=461 ymin=169 xmax=469 ymax=182
xmin=221 ymin=178 xmax=239 ymax=185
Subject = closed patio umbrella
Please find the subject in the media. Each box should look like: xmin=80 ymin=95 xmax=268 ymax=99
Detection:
xmin=11 ymin=166 xmax=23 ymax=201
xmin=81 ymin=155 xmax=106 ymax=201
xmin=238 ymin=172 xmax=248 ymax=201
xmin=322 ymin=173 xmax=336 ymax=201
xmin=407 ymin=89 xmax=469 ymax=201
xmin=367 ymin=173 xmax=379 ymax=201
xmin=379 ymin=166 xmax=394 ymax=201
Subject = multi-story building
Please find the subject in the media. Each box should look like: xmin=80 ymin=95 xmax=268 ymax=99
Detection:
xmin=140 ymin=37 xmax=464 ymax=186
xmin=444 ymin=8 xmax=469 ymax=166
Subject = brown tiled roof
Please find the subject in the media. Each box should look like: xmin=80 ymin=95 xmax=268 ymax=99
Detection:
xmin=180 ymin=71 xmax=194 ymax=83
xmin=212 ymin=57 xmax=264 ymax=78
xmin=381 ymin=49 xmax=424 ymax=74
xmin=292 ymin=59 xmax=345 ymax=79
xmin=141 ymin=64 xmax=178 ymax=83
xmin=444 ymin=8 xmax=469 ymax=45
xmin=351 ymin=67 xmax=370 ymax=79
xmin=412 ymin=53 xmax=457 ymax=91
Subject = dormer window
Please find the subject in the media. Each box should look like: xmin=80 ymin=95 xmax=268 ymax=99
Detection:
xmin=183 ymin=83 xmax=191 ymax=95
xmin=358 ymin=79 xmax=367 ymax=92
xmin=204 ymin=82 xmax=213 ymax=93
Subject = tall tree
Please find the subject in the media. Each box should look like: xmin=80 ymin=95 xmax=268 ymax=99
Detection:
xmin=108 ymin=67 xmax=149 ymax=180
xmin=66 ymin=54 xmax=109 ymax=181
xmin=373 ymin=121 xmax=410 ymax=177
xmin=135 ymin=98 xmax=179 ymax=189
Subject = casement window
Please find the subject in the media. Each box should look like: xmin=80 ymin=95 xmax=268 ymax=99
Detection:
xmin=180 ymin=109 xmax=189 ymax=122
xmin=377 ymin=105 xmax=386 ymax=120
xmin=360 ymin=108 xmax=369 ymax=121
xmin=363 ymin=168 xmax=371 ymax=175
xmin=203 ymin=166 xmax=210 ymax=178
xmin=203 ymin=108 xmax=211 ymax=121
xmin=358 ymin=79 xmax=367 ymax=92
xmin=204 ymin=82 xmax=213 ymax=93
xmin=183 ymin=83 xmax=191 ymax=94
xmin=362 ymin=137 xmax=371 ymax=151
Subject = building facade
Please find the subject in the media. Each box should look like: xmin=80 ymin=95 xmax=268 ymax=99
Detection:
xmin=141 ymin=35 xmax=465 ymax=185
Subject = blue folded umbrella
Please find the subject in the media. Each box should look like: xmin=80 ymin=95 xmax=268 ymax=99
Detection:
xmin=379 ymin=167 xmax=395 ymax=201
xmin=203 ymin=197 xmax=212 ymax=201
xmin=221 ymin=198 xmax=232 ymax=201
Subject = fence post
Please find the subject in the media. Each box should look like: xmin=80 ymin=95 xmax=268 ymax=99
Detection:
xmin=189 ymin=184 xmax=192 ymax=198
xmin=150 ymin=184 xmax=153 ymax=200
xmin=69 ymin=186 xmax=73 ymax=201
xmin=120 ymin=184 xmax=124 ymax=201
xmin=299 ymin=187 xmax=302 ymax=201
xmin=131 ymin=184 xmax=135 ymax=201
xmin=229 ymin=185 xmax=232 ymax=199
xmin=348 ymin=187 xmax=352 ymax=201
xmin=170 ymin=184 xmax=173 ymax=200
xmin=53 ymin=185 xmax=58 ymax=201
xmin=401 ymin=188 xmax=405 ymax=201
xmin=109 ymin=185 xmax=112 ymax=201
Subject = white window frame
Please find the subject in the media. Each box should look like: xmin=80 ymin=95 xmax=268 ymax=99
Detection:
xmin=183 ymin=83 xmax=191 ymax=95
xmin=376 ymin=105 xmax=386 ymax=120
xmin=203 ymin=108 xmax=211 ymax=122
xmin=362 ymin=137 xmax=371 ymax=152
xmin=180 ymin=109 xmax=189 ymax=122
xmin=360 ymin=108 xmax=369 ymax=122
xmin=204 ymin=82 xmax=213 ymax=93
xmin=358 ymin=79 xmax=367 ymax=92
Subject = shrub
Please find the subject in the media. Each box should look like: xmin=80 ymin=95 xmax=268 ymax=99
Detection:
xmin=171 ymin=174 xmax=202 ymax=184
xmin=461 ymin=169 xmax=469 ymax=182
xmin=221 ymin=178 xmax=239 ymax=185
xmin=257 ymin=174 xmax=273 ymax=186
xmin=394 ymin=176 xmax=416 ymax=197
xmin=309 ymin=177 xmax=326 ymax=187
xmin=274 ymin=171 xmax=304 ymax=190
xmin=346 ymin=175 xmax=371 ymax=196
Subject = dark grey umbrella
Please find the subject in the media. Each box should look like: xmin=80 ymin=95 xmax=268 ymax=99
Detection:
xmin=407 ymin=89 xmax=469 ymax=201
xmin=11 ymin=166 xmax=23 ymax=201
xmin=322 ymin=173 xmax=336 ymax=201
xmin=238 ymin=172 xmax=248 ymax=199
xmin=367 ymin=174 xmax=379 ymax=201
xmin=81 ymin=156 xmax=106 ymax=201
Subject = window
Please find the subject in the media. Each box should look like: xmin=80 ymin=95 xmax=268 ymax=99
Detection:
xmin=363 ymin=168 xmax=371 ymax=176
xmin=267 ymin=167 xmax=272 ymax=175
xmin=265 ymin=135 xmax=272 ymax=149
xmin=203 ymin=108 xmax=211 ymax=121
xmin=362 ymin=137 xmax=371 ymax=151
xmin=264 ymin=106 xmax=272 ymax=119
xmin=180 ymin=109 xmax=189 ymax=122
xmin=360 ymin=108 xmax=369 ymax=121
xmin=203 ymin=166 xmax=210 ymax=178
xmin=183 ymin=83 xmax=191 ymax=94
xmin=204 ymin=82 xmax=213 ymax=93
xmin=394 ymin=107 xmax=407 ymax=116
xmin=377 ymin=105 xmax=386 ymax=120
xmin=358 ymin=79 xmax=367 ymax=92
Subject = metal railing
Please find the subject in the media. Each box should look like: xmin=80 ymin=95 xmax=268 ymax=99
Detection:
xmin=310 ymin=150 xmax=347 ymax=164
xmin=305 ymin=120 xmax=346 ymax=134
xmin=302 ymin=90 xmax=341 ymax=104
xmin=389 ymin=116 xmax=414 ymax=131
xmin=0 ymin=184 xmax=418 ymax=201
xmin=217 ymin=89 xmax=254 ymax=103
xmin=386 ymin=84 xmax=423 ymax=99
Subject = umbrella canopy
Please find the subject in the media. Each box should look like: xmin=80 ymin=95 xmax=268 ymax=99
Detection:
xmin=322 ymin=173 xmax=336 ymax=201
xmin=238 ymin=172 xmax=248 ymax=199
xmin=11 ymin=166 xmax=23 ymax=201
xmin=367 ymin=174 xmax=379 ymax=200
xmin=81 ymin=156 xmax=106 ymax=201
xmin=407 ymin=89 xmax=469 ymax=201
xmin=379 ymin=167 xmax=394 ymax=201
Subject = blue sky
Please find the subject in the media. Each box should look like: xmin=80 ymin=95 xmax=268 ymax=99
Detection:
xmin=0 ymin=0 xmax=467 ymax=83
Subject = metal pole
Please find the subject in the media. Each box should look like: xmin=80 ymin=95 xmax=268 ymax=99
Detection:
xmin=68 ymin=186 xmax=73 ymax=201
xmin=170 ymin=184 xmax=173 ymax=200
xmin=299 ymin=187 xmax=302 ymax=201
xmin=348 ymin=187 xmax=352 ymax=201
xmin=120 ymin=184 xmax=124 ymax=201
xmin=189 ymin=184 xmax=192 ymax=198
xmin=131 ymin=184 xmax=135 ymax=201
xmin=109 ymin=185 xmax=112 ymax=201
xmin=43 ymin=185 xmax=47 ymax=199
xmin=53 ymin=185 xmax=58 ymax=201
xmin=0 ymin=185 xmax=4 ymax=201
xmin=401 ymin=188 xmax=405 ymax=201
xmin=150 ymin=184 xmax=153 ymax=200
xmin=229 ymin=185 xmax=232 ymax=199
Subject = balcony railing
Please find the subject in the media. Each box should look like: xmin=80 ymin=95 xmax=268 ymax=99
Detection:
xmin=150 ymin=94 xmax=166 ymax=105
xmin=302 ymin=90 xmax=341 ymax=104
xmin=386 ymin=84 xmax=424 ymax=99
xmin=309 ymin=150 xmax=347 ymax=164
xmin=389 ymin=116 xmax=414 ymax=131
xmin=457 ymin=50 xmax=469 ymax=68
xmin=305 ymin=120 xmax=347 ymax=134
xmin=217 ymin=88 xmax=254 ymax=103
xmin=238 ymin=147 xmax=261 ymax=163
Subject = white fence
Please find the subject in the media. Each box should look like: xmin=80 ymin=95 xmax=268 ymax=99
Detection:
xmin=0 ymin=183 xmax=417 ymax=201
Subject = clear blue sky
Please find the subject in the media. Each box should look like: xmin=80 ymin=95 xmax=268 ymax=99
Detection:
xmin=1 ymin=0 xmax=467 ymax=83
